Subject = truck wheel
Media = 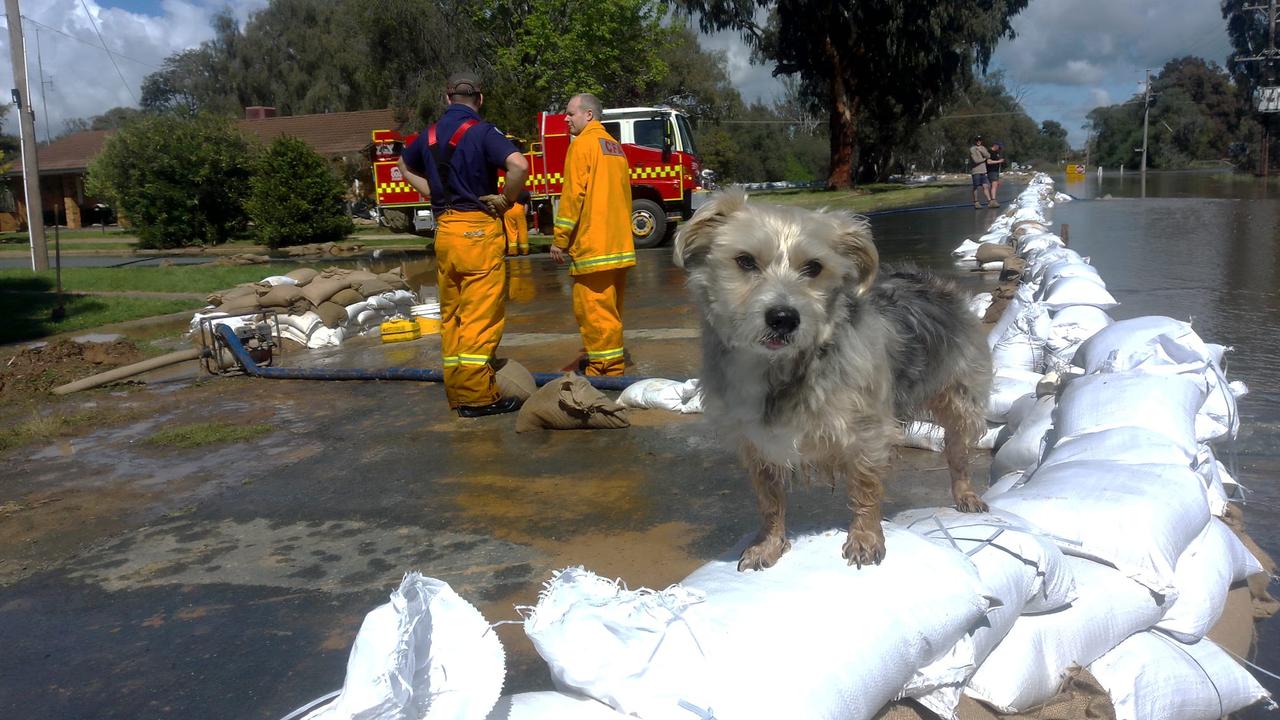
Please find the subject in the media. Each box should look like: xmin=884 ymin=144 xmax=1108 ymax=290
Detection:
xmin=631 ymin=199 xmax=668 ymax=249
xmin=382 ymin=208 xmax=413 ymax=233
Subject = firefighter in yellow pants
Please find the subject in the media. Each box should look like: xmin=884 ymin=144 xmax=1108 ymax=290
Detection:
xmin=551 ymin=93 xmax=636 ymax=376
xmin=504 ymin=200 xmax=530 ymax=256
xmin=435 ymin=211 xmax=508 ymax=407
xmin=396 ymin=71 xmax=530 ymax=417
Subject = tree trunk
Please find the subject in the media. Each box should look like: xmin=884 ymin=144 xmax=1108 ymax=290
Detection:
xmin=824 ymin=38 xmax=856 ymax=190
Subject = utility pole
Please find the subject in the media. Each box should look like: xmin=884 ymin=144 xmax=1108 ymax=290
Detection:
xmin=4 ymin=0 xmax=48 ymax=271
xmin=1239 ymin=0 xmax=1279 ymax=177
xmin=1140 ymin=68 xmax=1151 ymax=198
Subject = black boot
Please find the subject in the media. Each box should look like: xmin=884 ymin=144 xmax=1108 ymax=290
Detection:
xmin=457 ymin=397 xmax=522 ymax=418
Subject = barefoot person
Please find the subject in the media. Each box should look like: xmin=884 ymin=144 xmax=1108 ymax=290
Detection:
xmin=969 ymin=135 xmax=996 ymax=208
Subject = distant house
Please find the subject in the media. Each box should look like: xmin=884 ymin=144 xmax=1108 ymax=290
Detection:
xmin=1 ymin=107 xmax=405 ymax=230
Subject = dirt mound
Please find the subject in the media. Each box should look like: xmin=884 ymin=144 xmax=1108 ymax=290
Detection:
xmin=1 ymin=339 xmax=145 ymax=398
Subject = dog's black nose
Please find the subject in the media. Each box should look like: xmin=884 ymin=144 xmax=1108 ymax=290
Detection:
xmin=765 ymin=306 xmax=800 ymax=334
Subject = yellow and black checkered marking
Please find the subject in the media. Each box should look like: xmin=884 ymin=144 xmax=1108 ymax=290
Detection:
xmin=631 ymin=165 xmax=681 ymax=179
xmin=379 ymin=181 xmax=417 ymax=194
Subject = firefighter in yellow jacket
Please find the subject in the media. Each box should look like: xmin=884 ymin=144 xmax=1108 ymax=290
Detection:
xmin=551 ymin=93 xmax=636 ymax=376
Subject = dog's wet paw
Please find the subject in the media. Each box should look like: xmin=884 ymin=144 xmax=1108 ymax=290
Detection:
xmin=955 ymin=492 xmax=989 ymax=513
xmin=738 ymin=536 xmax=791 ymax=572
xmin=842 ymin=527 xmax=886 ymax=568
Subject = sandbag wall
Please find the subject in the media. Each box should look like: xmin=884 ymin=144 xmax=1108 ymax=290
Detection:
xmin=191 ymin=266 xmax=423 ymax=349
xmin=298 ymin=176 xmax=1278 ymax=720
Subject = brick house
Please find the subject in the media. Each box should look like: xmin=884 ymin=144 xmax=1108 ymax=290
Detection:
xmin=1 ymin=107 xmax=405 ymax=230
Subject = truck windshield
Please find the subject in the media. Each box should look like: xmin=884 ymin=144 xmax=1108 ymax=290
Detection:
xmin=676 ymin=114 xmax=698 ymax=158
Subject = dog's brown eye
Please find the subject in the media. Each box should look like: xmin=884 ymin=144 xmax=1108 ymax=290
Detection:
xmin=735 ymin=254 xmax=759 ymax=272
xmin=800 ymin=260 xmax=823 ymax=278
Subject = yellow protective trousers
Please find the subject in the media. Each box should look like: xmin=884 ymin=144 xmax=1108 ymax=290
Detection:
xmin=572 ymin=268 xmax=628 ymax=376
xmin=504 ymin=202 xmax=529 ymax=255
xmin=435 ymin=210 xmax=507 ymax=408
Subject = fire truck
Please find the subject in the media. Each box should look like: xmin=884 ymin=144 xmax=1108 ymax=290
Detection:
xmin=369 ymin=106 xmax=712 ymax=248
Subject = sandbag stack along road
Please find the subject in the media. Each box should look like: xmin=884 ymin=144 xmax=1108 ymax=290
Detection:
xmin=291 ymin=175 xmax=1278 ymax=720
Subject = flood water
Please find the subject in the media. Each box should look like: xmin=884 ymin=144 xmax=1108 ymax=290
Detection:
xmin=871 ymin=171 xmax=1280 ymax=702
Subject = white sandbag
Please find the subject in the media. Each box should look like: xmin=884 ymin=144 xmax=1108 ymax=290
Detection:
xmin=344 ymin=301 xmax=370 ymax=323
xmin=895 ymin=508 xmax=1077 ymax=717
xmin=277 ymin=311 xmax=325 ymax=336
xmin=1072 ymin=316 xmax=1211 ymax=375
xmin=898 ymin=422 xmax=1000 ymax=452
xmin=952 ymin=238 xmax=981 ymax=258
xmin=1038 ymin=276 xmax=1119 ymax=311
xmin=988 ymin=460 xmax=1211 ymax=596
xmin=524 ymin=529 xmax=995 ymax=720
xmin=1017 ymin=233 xmax=1064 ymax=257
xmin=1039 ymin=259 xmax=1103 ymax=288
xmin=989 ymin=395 xmax=1055 ymax=480
xmin=980 ymin=260 xmax=1004 ymax=271
xmin=617 ymin=378 xmax=703 ymax=414
xmin=989 ymin=302 xmax=1050 ymax=372
xmin=977 ymin=230 xmax=1008 ymax=246
xmin=1197 ymin=364 xmax=1240 ymax=442
xmin=261 ymin=275 xmax=299 ymax=286
xmin=1038 ymin=428 xmax=1197 ymax=475
xmin=307 ymin=326 xmax=346 ymax=349
xmin=987 ymin=368 xmax=1043 ymax=423
xmin=965 ymin=557 xmax=1167 ymax=713
xmin=355 ymin=309 xmax=381 ymax=327
xmin=304 ymin=573 xmax=504 ymax=720
xmin=968 ymin=292 xmax=994 ymax=319
xmin=1054 ymin=192 xmax=1072 ymax=203
xmin=1156 ymin=518 xmax=1263 ymax=643
xmin=1011 ymin=207 xmax=1048 ymax=225
xmin=366 ymin=296 xmax=396 ymax=312
xmin=486 ymin=692 xmax=629 ymax=720
xmin=1053 ymin=371 xmax=1206 ymax=457
xmin=1192 ymin=444 xmax=1234 ymax=513
xmin=1045 ymin=305 xmax=1113 ymax=367
xmin=1087 ymin=632 xmax=1273 ymax=720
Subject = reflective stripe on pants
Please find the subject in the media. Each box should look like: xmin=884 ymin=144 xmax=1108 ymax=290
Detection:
xmin=436 ymin=210 xmax=506 ymax=408
xmin=572 ymin=268 xmax=627 ymax=376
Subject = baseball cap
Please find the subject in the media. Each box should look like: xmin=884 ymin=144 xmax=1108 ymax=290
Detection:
xmin=447 ymin=72 xmax=482 ymax=97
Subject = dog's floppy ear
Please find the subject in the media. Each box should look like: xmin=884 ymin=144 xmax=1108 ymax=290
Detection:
xmin=674 ymin=189 xmax=747 ymax=269
xmin=833 ymin=212 xmax=878 ymax=295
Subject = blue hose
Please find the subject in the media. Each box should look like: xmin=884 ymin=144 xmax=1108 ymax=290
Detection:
xmin=215 ymin=324 xmax=649 ymax=391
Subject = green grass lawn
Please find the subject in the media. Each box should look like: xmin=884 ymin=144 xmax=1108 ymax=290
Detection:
xmin=0 ymin=291 xmax=203 ymax=345
xmin=144 ymin=421 xmax=273 ymax=448
xmin=0 ymin=265 xmax=321 ymax=294
xmin=752 ymin=184 xmax=953 ymax=213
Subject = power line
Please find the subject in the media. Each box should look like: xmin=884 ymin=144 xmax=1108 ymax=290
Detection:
xmin=77 ymin=0 xmax=138 ymax=104
xmin=16 ymin=15 xmax=160 ymax=69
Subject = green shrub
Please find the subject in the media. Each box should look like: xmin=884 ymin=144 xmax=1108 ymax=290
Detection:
xmin=246 ymin=136 xmax=353 ymax=249
xmin=86 ymin=114 xmax=255 ymax=249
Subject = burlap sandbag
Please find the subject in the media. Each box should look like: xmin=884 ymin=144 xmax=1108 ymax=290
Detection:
xmin=495 ymin=359 xmax=537 ymax=401
xmin=216 ymin=296 xmax=262 ymax=314
xmin=1206 ymin=583 xmax=1257 ymax=661
xmin=257 ymin=284 xmax=305 ymax=308
xmin=976 ymin=243 xmax=1015 ymax=264
xmin=1220 ymin=503 xmax=1280 ymax=619
xmin=285 ymin=267 xmax=319 ymax=285
xmin=316 ymin=301 xmax=348 ymax=328
xmin=207 ymin=283 xmax=261 ymax=306
xmin=331 ymin=288 xmax=365 ymax=306
xmin=301 ymin=276 xmax=355 ymax=306
xmin=875 ymin=668 xmax=1114 ymax=720
xmin=515 ymin=373 xmax=630 ymax=432
xmin=378 ymin=272 xmax=411 ymax=290
xmin=1001 ymin=256 xmax=1029 ymax=282
xmin=1011 ymin=221 xmax=1051 ymax=239
xmin=358 ymin=278 xmax=396 ymax=297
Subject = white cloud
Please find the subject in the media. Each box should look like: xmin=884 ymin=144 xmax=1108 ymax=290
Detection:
xmin=1 ymin=0 xmax=267 ymax=142
xmin=991 ymin=0 xmax=1234 ymax=146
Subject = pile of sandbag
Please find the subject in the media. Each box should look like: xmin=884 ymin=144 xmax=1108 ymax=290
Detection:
xmin=291 ymin=176 xmax=1275 ymax=720
xmin=191 ymin=266 xmax=423 ymax=348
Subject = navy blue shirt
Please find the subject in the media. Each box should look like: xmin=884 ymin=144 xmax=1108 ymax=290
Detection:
xmin=401 ymin=104 xmax=520 ymax=214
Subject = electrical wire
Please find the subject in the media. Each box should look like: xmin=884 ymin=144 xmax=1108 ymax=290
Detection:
xmin=18 ymin=15 xmax=160 ymax=69
xmin=76 ymin=0 xmax=138 ymax=104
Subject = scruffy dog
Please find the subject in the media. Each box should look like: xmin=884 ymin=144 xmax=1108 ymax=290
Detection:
xmin=674 ymin=190 xmax=992 ymax=571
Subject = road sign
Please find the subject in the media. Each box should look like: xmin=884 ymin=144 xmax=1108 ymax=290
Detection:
xmin=1257 ymin=86 xmax=1280 ymax=113
xmin=1065 ymin=163 xmax=1086 ymax=177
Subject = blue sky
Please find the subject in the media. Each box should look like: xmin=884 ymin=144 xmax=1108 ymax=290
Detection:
xmin=4 ymin=0 xmax=1238 ymax=148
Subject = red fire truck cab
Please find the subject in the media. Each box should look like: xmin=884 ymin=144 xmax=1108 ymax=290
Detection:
xmin=370 ymin=106 xmax=713 ymax=249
